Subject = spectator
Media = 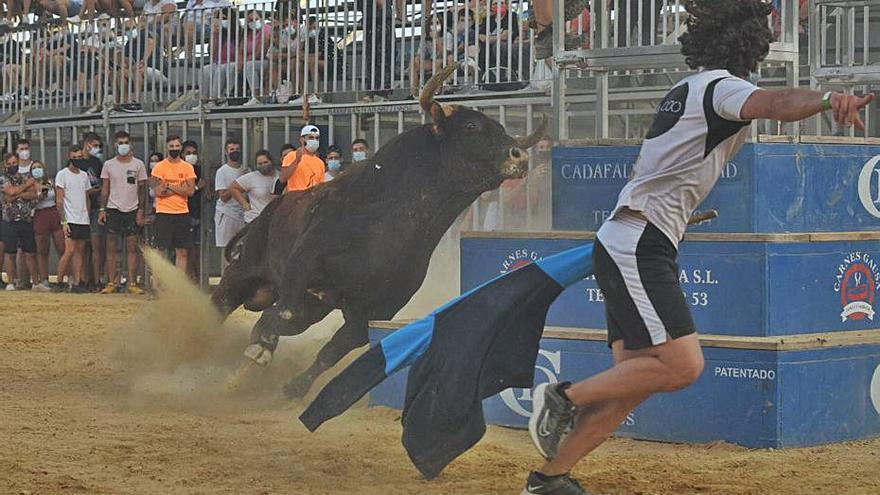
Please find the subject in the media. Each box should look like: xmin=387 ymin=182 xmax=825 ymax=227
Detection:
xmin=31 ymin=160 xmax=65 ymax=291
xmin=150 ymin=135 xmax=196 ymax=272
xmin=357 ymin=0 xmax=395 ymax=102
xmin=15 ymin=139 xmax=33 ymax=175
xmin=279 ymin=143 xmax=295 ymax=161
xmin=141 ymin=0 xmax=178 ymax=58
xmin=230 ymin=149 xmax=277 ymax=224
xmin=474 ymin=0 xmax=522 ymax=83
xmin=55 ymin=146 xmax=91 ymax=293
xmin=352 ymin=138 xmax=370 ymax=162
xmin=1 ymin=152 xmax=39 ymax=291
xmin=201 ymin=8 xmax=238 ymax=101
xmin=294 ymin=15 xmax=335 ymax=105
xmin=118 ymin=17 xmax=169 ymax=112
xmin=182 ymin=140 xmax=204 ymax=281
xmin=241 ymin=9 xmax=273 ymax=106
xmin=0 ymin=25 xmax=23 ymax=99
xmin=38 ymin=0 xmax=86 ymax=23
xmin=281 ymin=125 xmax=325 ymax=192
xmin=184 ymin=0 xmax=231 ymax=61
xmin=214 ymin=138 xmax=246 ymax=256
xmin=410 ymin=14 xmax=455 ymax=88
xmin=99 ymin=130 xmax=147 ymax=294
xmin=267 ymin=5 xmax=301 ymax=103
xmin=143 ymin=151 xmax=163 ymax=245
xmin=324 ymin=145 xmax=342 ymax=181
xmin=81 ymin=132 xmax=105 ymax=291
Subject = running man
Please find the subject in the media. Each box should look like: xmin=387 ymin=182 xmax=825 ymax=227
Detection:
xmin=523 ymin=2 xmax=874 ymax=494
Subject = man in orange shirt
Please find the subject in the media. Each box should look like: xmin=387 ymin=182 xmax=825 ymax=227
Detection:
xmin=280 ymin=125 xmax=326 ymax=192
xmin=150 ymin=136 xmax=197 ymax=271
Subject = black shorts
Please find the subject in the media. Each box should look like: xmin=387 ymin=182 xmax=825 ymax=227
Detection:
xmin=593 ymin=214 xmax=696 ymax=350
xmin=155 ymin=213 xmax=193 ymax=251
xmin=68 ymin=223 xmax=91 ymax=241
xmin=106 ymin=209 xmax=140 ymax=237
xmin=2 ymin=220 xmax=37 ymax=254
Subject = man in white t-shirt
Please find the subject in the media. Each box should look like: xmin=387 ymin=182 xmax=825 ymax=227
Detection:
xmin=523 ymin=2 xmax=875 ymax=494
xmin=214 ymin=138 xmax=247 ymax=255
xmin=54 ymin=147 xmax=92 ymax=293
xmin=99 ymin=131 xmax=148 ymax=295
xmin=230 ymin=150 xmax=278 ymax=224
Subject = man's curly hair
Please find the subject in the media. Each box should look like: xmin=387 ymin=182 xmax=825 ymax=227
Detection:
xmin=679 ymin=0 xmax=775 ymax=77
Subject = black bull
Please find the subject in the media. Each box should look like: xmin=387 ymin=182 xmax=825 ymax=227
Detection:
xmin=211 ymin=66 xmax=546 ymax=398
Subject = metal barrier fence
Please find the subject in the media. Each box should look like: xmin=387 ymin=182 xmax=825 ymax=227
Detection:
xmin=0 ymin=0 xmax=579 ymax=115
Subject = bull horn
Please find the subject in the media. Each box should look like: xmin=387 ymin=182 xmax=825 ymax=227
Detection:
xmin=514 ymin=115 xmax=549 ymax=149
xmin=419 ymin=62 xmax=460 ymax=114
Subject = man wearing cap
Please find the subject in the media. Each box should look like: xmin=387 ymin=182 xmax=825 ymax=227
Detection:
xmin=280 ymin=125 xmax=326 ymax=192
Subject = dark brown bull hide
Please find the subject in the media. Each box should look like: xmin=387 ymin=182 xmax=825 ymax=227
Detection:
xmin=212 ymin=64 xmax=545 ymax=398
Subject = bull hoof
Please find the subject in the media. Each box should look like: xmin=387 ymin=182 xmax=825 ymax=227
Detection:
xmin=243 ymin=344 xmax=273 ymax=366
xmin=279 ymin=309 xmax=295 ymax=321
xmin=282 ymin=375 xmax=313 ymax=399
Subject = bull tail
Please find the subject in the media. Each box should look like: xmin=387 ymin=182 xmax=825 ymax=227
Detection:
xmin=224 ymin=223 xmax=252 ymax=263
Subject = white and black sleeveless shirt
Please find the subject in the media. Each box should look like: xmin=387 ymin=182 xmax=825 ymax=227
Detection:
xmin=611 ymin=69 xmax=758 ymax=248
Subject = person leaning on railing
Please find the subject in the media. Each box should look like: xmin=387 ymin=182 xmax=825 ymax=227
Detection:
xmin=200 ymin=7 xmax=237 ymax=101
xmin=241 ymin=8 xmax=272 ymax=106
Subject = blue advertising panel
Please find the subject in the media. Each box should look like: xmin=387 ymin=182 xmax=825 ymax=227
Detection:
xmin=368 ymin=328 xmax=880 ymax=449
xmin=552 ymin=143 xmax=880 ymax=233
xmin=461 ymin=236 xmax=880 ymax=336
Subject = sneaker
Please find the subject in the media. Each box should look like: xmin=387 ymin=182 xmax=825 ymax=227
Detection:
xmin=101 ymin=282 xmax=117 ymax=294
xmin=529 ymin=382 xmax=578 ymax=460
xmin=243 ymin=97 xmax=261 ymax=106
xmin=522 ymin=472 xmax=594 ymax=495
xmin=32 ymin=282 xmax=52 ymax=292
xmin=307 ymin=94 xmax=322 ymax=104
xmin=71 ymin=284 xmax=88 ymax=294
xmin=126 ymin=283 xmax=145 ymax=295
xmin=5 ymin=283 xmax=15 ymax=291
xmin=118 ymin=102 xmax=144 ymax=113
xmin=359 ymin=95 xmax=374 ymax=103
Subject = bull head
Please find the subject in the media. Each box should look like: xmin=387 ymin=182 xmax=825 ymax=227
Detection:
xmin=419 ymin=65 xmax=547 ymax=180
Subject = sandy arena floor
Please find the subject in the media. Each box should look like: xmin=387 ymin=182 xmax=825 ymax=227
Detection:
xmin=2 ymin=261 xmax=880 ymax=494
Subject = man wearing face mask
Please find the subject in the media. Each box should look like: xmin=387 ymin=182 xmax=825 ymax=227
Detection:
xmin=1 ymin=153 xmax=39 ymax=291
xmin=214 ymin=138 xmax=247 ymax=261
xmin=15 ymin=139 xmax=34 ymax=176
xmin=230 ymin=150 xmax=279 ymax=224
xmin=281 ymin=125 xmax=326 ymax=192
xmin=98 ymin=131 xmax=148 ymax=294
xmin=324 ymin=145 xmax=343 ymax=182
xmin=81 ymin=132 xmax=107 ymax=291
xmin=151 ymin=136 xmax=197 ymax=272
xmin=351 ymin=139 xmax=370 ymax=163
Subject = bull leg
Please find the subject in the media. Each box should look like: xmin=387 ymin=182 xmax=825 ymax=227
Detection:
xmin=243 ymin=299 xmax=334 ymax=366
xmin=282 ymin=316 xmax=369 ymax=399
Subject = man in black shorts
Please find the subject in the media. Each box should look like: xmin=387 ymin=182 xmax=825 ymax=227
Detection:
xmin=150 ymin=136 xmax=196 ymax=272
xmin=99 ymin=130 xmax=148 ymax=294
xmin=523 ymin=2 xmax=875 ymax=494
xmin=55 ymin=148 xmax=93 ymax=293
xmin=1 ymin=152 xmax=39 ymax=291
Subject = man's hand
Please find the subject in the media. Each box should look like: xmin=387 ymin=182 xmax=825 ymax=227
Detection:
xmin=136 ymin=209 xmax=145 ymax=227
xmin=62 ymin=222 xmax=71 ymax=238
xmin=831 ymin=93 xmax=875 ymax=131
xmin=98 ymin=210 xmax=107 ymax=225
xmin=243 ymin=200 xmax=252 ymax=211
xmin=296 ymin=146 xmax=305 ymax=161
